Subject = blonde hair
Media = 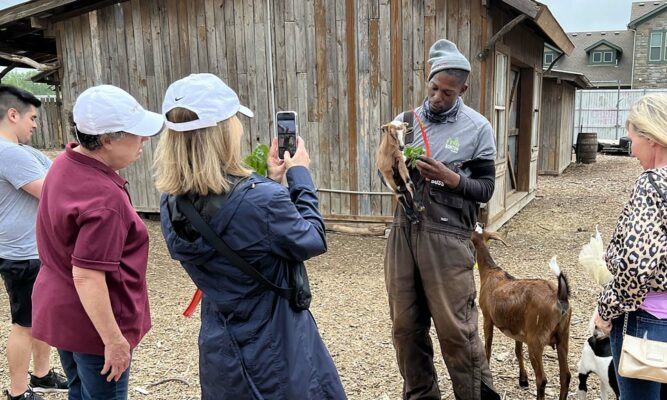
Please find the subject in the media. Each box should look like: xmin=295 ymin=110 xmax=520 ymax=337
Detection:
xmin=154 ymin=108 xmax=251 ymax=195
xmin=627 ymin=93 xmax=667 ymax=147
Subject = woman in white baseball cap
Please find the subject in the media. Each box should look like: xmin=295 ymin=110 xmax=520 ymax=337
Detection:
xmin=32 ymin=84 xmax=164 ymax=400
xmin=154 ymin=73 xmax=345 ymax=399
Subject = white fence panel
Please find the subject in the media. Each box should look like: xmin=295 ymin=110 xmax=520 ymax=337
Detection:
xmin=574 ymin=88 xmax=667 ymax=144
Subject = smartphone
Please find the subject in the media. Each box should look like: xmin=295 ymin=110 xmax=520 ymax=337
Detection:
xmin=276 ymin=111 xmax=298 ymax=159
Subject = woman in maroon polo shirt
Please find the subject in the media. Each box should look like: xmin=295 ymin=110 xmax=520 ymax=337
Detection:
xmin=32 ymin=85 xmax=164 ymax=400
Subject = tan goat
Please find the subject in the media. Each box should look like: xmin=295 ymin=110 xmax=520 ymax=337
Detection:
xmin=376 ymin=121 xmax=423 ymax=223
xmin=472 ymin=227 xmax=572 ymax=400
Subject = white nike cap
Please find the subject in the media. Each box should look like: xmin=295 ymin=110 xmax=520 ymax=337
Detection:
xmin=162 ymin=73 xmax=254 ymax=132
xmin=73 ymin=85 xmax=165 ymax=137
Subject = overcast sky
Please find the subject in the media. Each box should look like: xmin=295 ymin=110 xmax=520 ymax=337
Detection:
xmin=539 ymin=0 xmax=636 ymax=32
xmin=0 ymin=0 xmax=28 ymax=10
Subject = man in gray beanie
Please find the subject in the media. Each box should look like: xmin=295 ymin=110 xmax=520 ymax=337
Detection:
xmin=382 ymin=39 xmax=500 ymax=400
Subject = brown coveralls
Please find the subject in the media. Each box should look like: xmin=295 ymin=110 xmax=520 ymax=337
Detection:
xmin=385 ymin=106 xmax=497 ymax=400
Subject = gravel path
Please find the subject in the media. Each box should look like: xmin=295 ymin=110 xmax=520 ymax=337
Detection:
xmin=0 ymin=153 xmax=640 ymax=399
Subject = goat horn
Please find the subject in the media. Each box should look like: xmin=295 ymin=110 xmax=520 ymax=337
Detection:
xmin=486 ymin=232 xmax=508 ymax=247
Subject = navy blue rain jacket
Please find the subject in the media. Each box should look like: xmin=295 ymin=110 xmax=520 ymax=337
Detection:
xmin=160 ymin=167 xmax=346 ymax=399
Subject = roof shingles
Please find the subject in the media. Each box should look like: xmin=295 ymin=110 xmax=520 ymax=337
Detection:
xmin=630 ymin=1 xmax=667 ymax=25
xmin=552 ymin=31 xmax=635 ymax=87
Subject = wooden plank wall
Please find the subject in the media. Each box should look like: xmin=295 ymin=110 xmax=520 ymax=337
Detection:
xmin=55 ymin=0 xmax=277 ymax=212
xmin=54 ymin=0 xmax=486 ymax=215
xmin=538 ymin=78 xmax=561 ymax=174
xmin=30 ymin=96 xmax=63 ymax=149
xmin=538 ymin=80 xmax=576 ymax=176
xmin=558 ymin=82 xmax=575 ymax=173
xmin=503 ymin=24 xmax=543 ymax=69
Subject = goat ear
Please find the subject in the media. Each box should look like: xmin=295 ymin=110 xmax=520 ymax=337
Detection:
xmin=380 ymin=123 xmax=390 ymax=134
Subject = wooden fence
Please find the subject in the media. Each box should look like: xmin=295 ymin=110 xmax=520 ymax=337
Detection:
xmin=54 ymin=0 xmax=486 ymax=215
xmin=31 ymin=95 xmax=63 ymax=149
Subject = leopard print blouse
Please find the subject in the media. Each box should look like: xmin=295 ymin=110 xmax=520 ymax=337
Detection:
xmin=597 ymin=167 xmax=667 ymax=321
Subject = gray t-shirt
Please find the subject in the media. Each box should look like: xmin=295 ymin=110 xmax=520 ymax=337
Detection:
xmin=0 ymin=137 xmax=52 ymax=260
xmin=395 ymin=97 xmax=497 ymax=177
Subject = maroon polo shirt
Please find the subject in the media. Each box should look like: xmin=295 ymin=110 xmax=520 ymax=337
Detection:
xmin=32 ymin=143 xmax=151 ymax=355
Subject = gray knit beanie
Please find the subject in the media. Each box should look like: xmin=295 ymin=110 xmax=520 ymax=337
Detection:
xmin=427 ymin=39 xmax=471 ymax=81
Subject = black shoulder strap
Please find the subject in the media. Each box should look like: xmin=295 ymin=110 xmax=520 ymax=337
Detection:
xmin=648 ymin=172 xmax=667 ymax=203
xmin=175 ymin=192 xmax=293 ymax=301
xmin=403 ymin=110 xmax=415 ymax=145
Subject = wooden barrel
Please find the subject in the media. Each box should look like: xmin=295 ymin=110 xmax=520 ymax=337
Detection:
xmin=576 ymin=132 xmax=597 ymax=164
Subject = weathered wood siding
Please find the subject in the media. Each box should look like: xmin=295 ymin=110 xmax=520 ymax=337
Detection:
xmin=54 ymin=0 xmax=488 ymax=215
xmin=30 ymin=96 xmax=63 ymax=149
xmin=539 ymin=78 xmax=575 ymax=175
xmin=55 ymin=0 xmax=280 ymax=211
xmin=54 ymin=0 xmax=546 ymax=226
xmin=485 ymin=5 xmax=544 ymax=225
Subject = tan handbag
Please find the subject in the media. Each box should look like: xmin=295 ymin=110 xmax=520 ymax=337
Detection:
xmin=618 ymin=313 xmax=667 ymax=383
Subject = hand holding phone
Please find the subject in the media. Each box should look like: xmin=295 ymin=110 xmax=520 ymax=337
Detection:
xmin=276 ymin=111 xmax=298 ymax=159
xmin=267 ymin=137 xmax=286 ymax=183
xmin=284 ymin=137 xmax=310 ymax=170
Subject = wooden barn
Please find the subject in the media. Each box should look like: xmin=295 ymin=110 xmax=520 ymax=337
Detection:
xmin=539 ymin=69 xmax=592 ymax=176
xmin=0 ymin=0 xmax=572 ymax=228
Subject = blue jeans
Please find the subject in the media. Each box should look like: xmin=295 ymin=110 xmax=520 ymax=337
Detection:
xmin=610 ymin=309 xmax=667 ymax=400
xmin=58 ymin=349 xmax=131 ymax=400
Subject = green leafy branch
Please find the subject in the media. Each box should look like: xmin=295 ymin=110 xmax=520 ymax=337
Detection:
xmin=243 ymin=144 xmax=270 ymax=176
xmin=404 ymin=146 xmax=426 ymax=168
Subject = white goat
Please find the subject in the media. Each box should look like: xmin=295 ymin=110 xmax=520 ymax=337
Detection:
xmin=576 ymin=310 xmax=619 ymax=399
xmin=376 ymin=121 xmax=423 ymax=223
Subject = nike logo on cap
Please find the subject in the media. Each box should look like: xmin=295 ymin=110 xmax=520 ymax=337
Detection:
xmin=175 ymin=96 xmax=184 ymax=101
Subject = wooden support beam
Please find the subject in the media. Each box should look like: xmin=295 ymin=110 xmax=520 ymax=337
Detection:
xmin=533 ymin=5 xmax=574 ymax=55
xmin=30 ymin=16 xmax=47 ymax=29
xmin=328 ymin=224 xmax=387 ymax=236
xmin=323 ymin=214 xmax=394 ymax=223
xmin=30 ymin=68 xmax=58 ymax=83
xmin=0 ymin=0 xmax=78 ymax=26
xmin=49 ymin=0 xmax=128 ymax=23
xmin=545 ymin=51 xmax=564 ymax=73
xmin=0 ymin=51 xmax=58 ymax=71
xmin=500 ymin=0 xmax=539 ymax=18
xmin=476 ymin=14 xmax=527 ymax=60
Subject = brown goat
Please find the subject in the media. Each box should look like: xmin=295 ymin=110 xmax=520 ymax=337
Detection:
xmin=472 ymin=227 xmax=572 ymax=400
xmin=376 ymin=121 xmax=423 ymax=223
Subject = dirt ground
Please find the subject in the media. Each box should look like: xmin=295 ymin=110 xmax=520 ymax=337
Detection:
xmin=0 ymin=153 xmax=641 ymax=399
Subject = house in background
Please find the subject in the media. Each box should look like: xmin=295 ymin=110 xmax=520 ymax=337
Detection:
xmin=543 ymin=42 xmax=561 ymax=66
xmin=628 ymin=1 xmax=667 ymax=88
xmin=548 ymin=30 xmax=634 ymax=89
xmin=548 ymin=0 xmax=667 ymax=89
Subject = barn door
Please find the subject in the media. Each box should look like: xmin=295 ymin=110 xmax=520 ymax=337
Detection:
xmin=486 ymin=48 xmax=510 ymax=224
xmin=506 ymin=68 xmax=521 ymax=193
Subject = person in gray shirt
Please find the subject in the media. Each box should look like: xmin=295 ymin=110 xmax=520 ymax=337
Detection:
xmin=383 ymin=40 xmax=500 ymax=400
xmin=0 ymin=85 xmax=66 ymax=400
